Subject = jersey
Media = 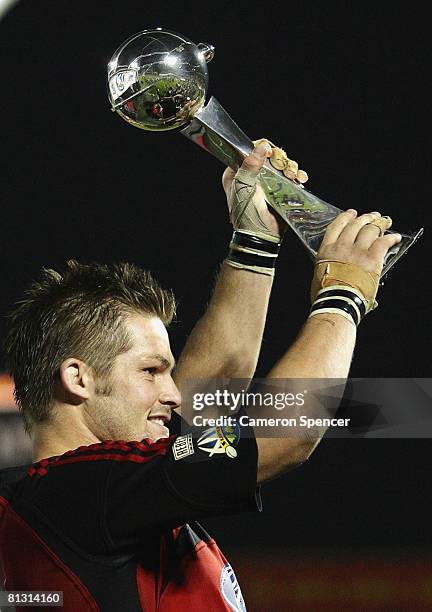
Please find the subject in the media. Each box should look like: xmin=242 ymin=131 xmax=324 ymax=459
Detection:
xmin=0 ymin=419 xmax=261 ymax=612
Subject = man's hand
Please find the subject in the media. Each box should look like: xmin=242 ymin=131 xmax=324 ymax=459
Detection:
xmin=311 ymin=209 xmax=402 ymax=311
xmin=222 ymin=140 xmax=283 ymax=240
xmin=316 ymin=209 xmax=401 ymax=274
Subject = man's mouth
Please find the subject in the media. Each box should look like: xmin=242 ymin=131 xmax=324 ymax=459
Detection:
xmin=150 ymin=417 xmax=167 ymax=427
xmin=147 ymin=415 xmax=170 ymax=439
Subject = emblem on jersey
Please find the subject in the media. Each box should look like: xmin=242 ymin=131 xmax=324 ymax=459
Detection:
xmin=220 ymin=562 xmax=246 ymax=612
xmin=172 ymin=433 xmax=195 ymax=460
xmin=197 ymin=423 xmax=240 ymax=459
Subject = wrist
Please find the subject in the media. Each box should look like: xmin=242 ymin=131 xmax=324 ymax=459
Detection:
xmin=309 ymin=284 xmax=368 ymax=327
xmin=233 ymin=228 xmax=281 ymax=244
xmin=225 ymin=230 xmax=281 ymax=277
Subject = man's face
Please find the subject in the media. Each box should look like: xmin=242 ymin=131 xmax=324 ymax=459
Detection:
xmin=84 ymin=313 xmax=180 ymax=442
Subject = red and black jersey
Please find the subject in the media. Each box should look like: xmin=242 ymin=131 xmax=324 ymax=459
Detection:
xmin=0 ymin=418 xmax=260 ymax=611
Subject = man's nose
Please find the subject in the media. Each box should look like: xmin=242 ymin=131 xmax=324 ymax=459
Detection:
xmin=158 ymin=378 xmax=181 ymax=410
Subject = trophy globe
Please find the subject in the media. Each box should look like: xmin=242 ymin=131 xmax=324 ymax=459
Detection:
xmin=108 ymin=28 xmax=422 ymax=276
xmin=107 ymin=29 xmax=214 ymax=131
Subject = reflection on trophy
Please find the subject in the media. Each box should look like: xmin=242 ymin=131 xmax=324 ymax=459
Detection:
xmin=107 ymin=29 xmax=422 ymax=277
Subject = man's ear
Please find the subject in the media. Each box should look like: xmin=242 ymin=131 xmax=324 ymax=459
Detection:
xmin=58 ymin=358 xmax=94 ymax=404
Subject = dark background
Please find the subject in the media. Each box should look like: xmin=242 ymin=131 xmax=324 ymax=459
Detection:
xmin=0 ymin=1 xmax=431 ymax=608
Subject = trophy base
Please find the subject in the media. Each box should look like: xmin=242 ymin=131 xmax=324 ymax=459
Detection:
xmin=181 ymin=96 xmax=423 ymax=279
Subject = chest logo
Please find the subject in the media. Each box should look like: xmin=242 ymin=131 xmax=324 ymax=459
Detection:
xmin=172 ymin=434 xmax=195 ymax=460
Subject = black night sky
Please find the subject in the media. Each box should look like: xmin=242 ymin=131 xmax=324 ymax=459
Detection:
xmin=0 ymin=0 xmax=431 ymax=565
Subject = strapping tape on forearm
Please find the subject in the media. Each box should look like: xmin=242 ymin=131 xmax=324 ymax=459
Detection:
xmin=226 ymin=230 xmax=281 ymax=277
xmin=230 ymin=169 xmax=281 ymax=242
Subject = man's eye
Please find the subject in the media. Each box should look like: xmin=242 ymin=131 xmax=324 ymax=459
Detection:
xmin=142 ymin=368 xmax=157 ymax=375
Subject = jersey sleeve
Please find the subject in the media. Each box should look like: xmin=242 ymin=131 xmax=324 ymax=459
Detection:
xmin=104 ymin=415 xmax=261 ymax=552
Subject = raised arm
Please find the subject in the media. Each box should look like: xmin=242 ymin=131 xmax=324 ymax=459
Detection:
xmin=174 ymin=140 xmax=298 ymax=385
xmin=256 ymin=209 xmax=400 ymax=483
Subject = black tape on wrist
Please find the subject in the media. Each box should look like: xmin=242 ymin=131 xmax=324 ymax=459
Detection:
xmin=231 ymin=231 xmax=281 ymax=255
xmin=311 ymin=298 xmax=359 ymax=326
xmin=315 ymin=288 xmax=366 ymax=319
xmin=226 ymin=230 xmax=280 ymax=274
xmin=227 ymin=249 xmax=277 ymax=270
xmin=310 ymin=298 xmax=360 ymax=326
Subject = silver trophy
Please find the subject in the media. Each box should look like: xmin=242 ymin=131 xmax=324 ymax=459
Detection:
xmin=107 ymin=29 xmax=423 ymax=276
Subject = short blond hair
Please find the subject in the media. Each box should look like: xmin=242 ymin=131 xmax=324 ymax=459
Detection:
xmin=4 ymin=260 xmax=176 ymax=433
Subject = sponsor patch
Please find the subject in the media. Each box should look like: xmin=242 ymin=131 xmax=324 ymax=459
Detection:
xmin=197 ymin=423 xmax=240 ymax=459
xmin=172 ymin=433 xmax=195 ymax=460
xmin=220 ymin=562 xmax=246 ymax=612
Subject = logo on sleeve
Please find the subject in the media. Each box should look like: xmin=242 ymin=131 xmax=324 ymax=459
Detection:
xmin=172 ymin=434 xmax=195 ymax=460
xmin=197 ymin=424 xmax=240 ymax=459
xmin=220 ymin=562 xmax=246 ymax=611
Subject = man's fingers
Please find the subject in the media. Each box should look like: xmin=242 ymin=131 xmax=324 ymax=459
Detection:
xmin=338 ymin=211 xmax=383 ymax=244
xmin=296 ymin=169 xmax=309 ymax=184
xmin=254 ymin=138 xmax=308 ymax=184
xmin=368 ymin=232 xmax=402 ymax=260
xmin=320 ymin=209 xmax=358 ymax=247
xmin=253 ymin=137 xmax=276 ymax=149
xmin=355 ymin=216 xmax=393 ymax=249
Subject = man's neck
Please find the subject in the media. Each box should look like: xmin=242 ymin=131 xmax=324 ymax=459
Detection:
xmin=32 ymin=416 xmax=100 ymax=462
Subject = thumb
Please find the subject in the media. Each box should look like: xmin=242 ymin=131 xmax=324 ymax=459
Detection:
xmin=240 ymin=140 xmax=273 ymax=178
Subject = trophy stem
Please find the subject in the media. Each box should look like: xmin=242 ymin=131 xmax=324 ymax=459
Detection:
xmin=181 ymin=97 xmax=423 ymax=278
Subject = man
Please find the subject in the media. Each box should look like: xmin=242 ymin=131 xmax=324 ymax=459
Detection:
xmin=0 ymin=141 xmax=399 ymax=611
